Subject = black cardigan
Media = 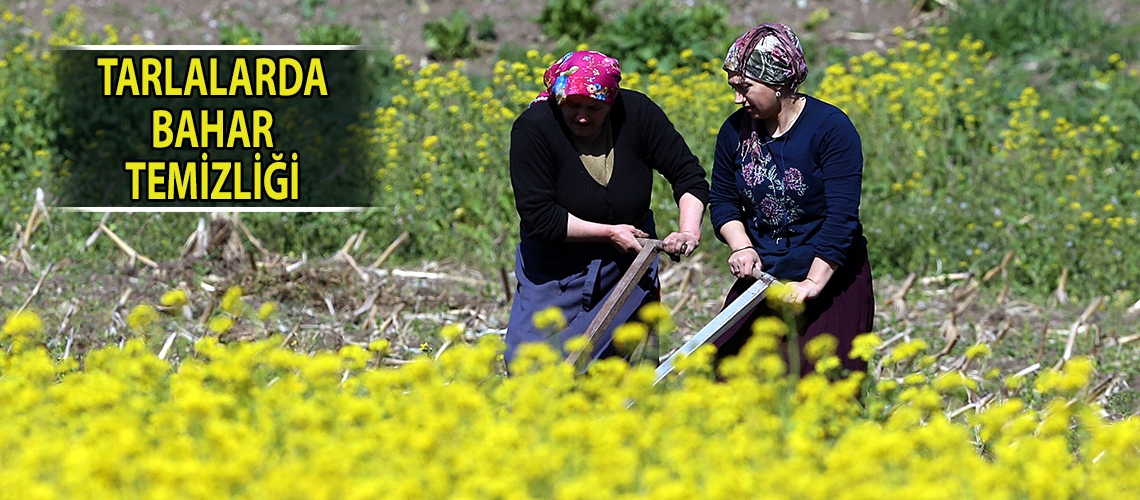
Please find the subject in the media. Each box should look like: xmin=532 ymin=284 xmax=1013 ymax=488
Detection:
xmin=509 ymin=89 xmax=710 ymax=242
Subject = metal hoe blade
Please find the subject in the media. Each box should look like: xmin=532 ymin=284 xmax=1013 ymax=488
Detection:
xmin=653 ymin=270 xmax=777 ymax=385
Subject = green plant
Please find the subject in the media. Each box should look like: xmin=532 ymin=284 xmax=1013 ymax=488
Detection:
xmin=945 ymin=0 xmax=1140 ymax=80
xmin=218 ymin=22 xmax=263 ymax=45
xmin=804 ymin=7 xmax=831 ymax=32
xmin=948 ymin=0 xmax=1097 ymax=57
xmin=474 ymin=13 xmax=498 ymax=42
xmin=537 ymin=0 xmax=603 ymax=42
xmin=797 ymin=32 xmax=851 ymax=90
xmin=495 ymin=42 xmax=531 ymax=63
xmin=298 ymin=23 xmax=362 ymax=45
xmin=422 ymin=9 xmax=479 ymax=60
xmin=591 ymin=0 xmax=734 ymax=73
xmin=299 ymin=0 xmax=326 ymax=20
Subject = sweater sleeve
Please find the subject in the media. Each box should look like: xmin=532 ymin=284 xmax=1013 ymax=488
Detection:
xmin=638 ymin=94 xmax=710 ymax=207
xmin=811 ymin=109 xmax=864 ymax=267
xmin=509 ymin=114 xmax=568 ymax=242
xmin=709 ymin=114 xmax=744 ymax=244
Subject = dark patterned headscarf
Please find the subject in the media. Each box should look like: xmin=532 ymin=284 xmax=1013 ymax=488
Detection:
xmin=530 ymin=50 xmax=622 ymax=107
xmin=723 ymin=23 xmax=808 ymax=93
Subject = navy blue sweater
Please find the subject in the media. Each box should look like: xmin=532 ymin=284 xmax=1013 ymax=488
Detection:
xmin=709 ymin=96 xmax=866 ymax=280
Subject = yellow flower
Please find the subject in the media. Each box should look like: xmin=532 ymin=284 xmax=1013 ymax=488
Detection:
xmin=814 ymin=355 xmax=841 ymax=373
xmin=612 ymin=322 xmax=648 ymax=354
xmin=440 ymin=323 xmax=465 ymax=342
xmin=765 ymin=282 xmax=805 ymax=314
xmin=563 ymin=335 xmax=589 ymax=355
xmin=2 ymin=309 xmax=44 ymax=338
xmin=804 ymin=334 xmax=837 ymax=363
xmin=888 ymin=339 xmax=928 ymax=363
xmin=368 ymin=338 xmax=391 ymax=356
xmin=393 ymin=54 xmax=411 ymax=70
xmin=1004 ymin=373 xmax=1025 ymax=390
xmin=902 ymin=373 xmax=927 ymax=385
xmin=933 ymin=371 xmax=977 ymax=393
xmin=257 ymin=302 xmax=278 ymax=322
xmin=965 ymin=343 xmax=991 ymax=360
xmin=674 ymin=344 xmax=716 ymax=372
xmin=898 ymin=386 xmax=942 ymax=413
xmin=750 ymin=316 xmax=788 ymax=338
xmin=127 ymin=304 xmax=159 ymax=332
xmin=221 ymin=286 xmax=244 ymax=316
xmin=849 ymin=333 xmax=881 ymax=361
xmin=160 ymin=289 xmax=189 ymax=308
xmin=422 ymin=135 xmax=440 ymax=150
xmin=637 ymin=302 xmax=675 ymax=334
xmin=208 ymin=316 xmax=234 ymax=334
xmin=532 ymin=306 xmax=567 ymax=332
xmin=1055 ymin=357 xmax=1095 ymax=393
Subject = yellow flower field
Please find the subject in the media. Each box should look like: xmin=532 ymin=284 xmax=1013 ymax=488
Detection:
xmin=3 ymin=308 xmax=1140 ymax=499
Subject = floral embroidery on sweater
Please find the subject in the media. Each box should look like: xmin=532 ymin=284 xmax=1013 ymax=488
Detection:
xmin=740 ymin=130 xmax=808 ymax=242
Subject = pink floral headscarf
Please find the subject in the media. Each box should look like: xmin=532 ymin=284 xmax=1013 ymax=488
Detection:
xmin=530 ymin=50 xmax=622 ymax=107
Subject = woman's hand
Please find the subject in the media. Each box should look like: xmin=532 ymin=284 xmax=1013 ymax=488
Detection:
xmin=662 ymin=231 xmax=699 ymax=257
xmin=727 ymin=247 xmax=761 ymax=279
xmin=786 ymin=278 xmax=824 ymax=304
xmin=785 ymin=259 xmax=836 ymax=304
xmin=607 ymin=224 xmax=649 ymax=253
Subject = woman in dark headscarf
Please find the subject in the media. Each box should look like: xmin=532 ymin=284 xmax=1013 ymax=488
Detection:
xmin=506 ymin=50 xmax=709 ymax=367
xmin=709 ymin=24 xmax=875 ymax=375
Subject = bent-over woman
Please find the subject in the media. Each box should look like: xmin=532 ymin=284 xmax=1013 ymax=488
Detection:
xmin=506 ymin=50 xmax=709 ymax=367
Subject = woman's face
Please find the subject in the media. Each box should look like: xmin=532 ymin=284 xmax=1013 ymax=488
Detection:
xmin=727 ymin=72 xmax=780 ymax=121
xmin=560 ymin=95 xmax=612 ymax=140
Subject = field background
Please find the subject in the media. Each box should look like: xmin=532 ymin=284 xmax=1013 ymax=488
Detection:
xmin=3 ymin=0 xmax=1140 ymax=414
xmin=8 ymin=0 xmax=1140 ymax=497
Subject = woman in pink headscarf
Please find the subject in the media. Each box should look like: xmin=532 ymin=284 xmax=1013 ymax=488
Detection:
xmin=506 ymin=50 xmax=709 ymax=368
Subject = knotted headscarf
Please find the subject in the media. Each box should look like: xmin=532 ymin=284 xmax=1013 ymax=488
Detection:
xmin=530 ymin=50 xmax=622 ymax=107
xmin=723 ymin=23 xmax=808 ymax=93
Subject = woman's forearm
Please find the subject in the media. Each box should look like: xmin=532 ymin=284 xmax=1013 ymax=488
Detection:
xmin=566 ymin=213 xmax=648 ymax=253
xmin=565 ymin=213 xmax=614 ymax=243
xmin=805 ymin=256 xmax=838 ymax=288
xmin=717 ymin=220 xmax=753 ymax=252
xmin=677 ymin=192 xmax=704 ymax=236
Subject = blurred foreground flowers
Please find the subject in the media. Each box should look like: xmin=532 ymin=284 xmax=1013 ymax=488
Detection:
xmin=2 ymin=308 xmax=1139 ymax=499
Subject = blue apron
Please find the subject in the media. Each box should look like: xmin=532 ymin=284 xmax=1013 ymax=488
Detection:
xmin=505 ymin=213 xmax=660 ymax=367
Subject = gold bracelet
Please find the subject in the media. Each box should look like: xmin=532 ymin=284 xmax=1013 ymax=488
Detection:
xmin=730 ymin=246 xmax=754 ymax=255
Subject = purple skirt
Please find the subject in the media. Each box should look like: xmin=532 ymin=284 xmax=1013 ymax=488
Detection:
xmin=713 ymin=243 xmax=875 ymax=376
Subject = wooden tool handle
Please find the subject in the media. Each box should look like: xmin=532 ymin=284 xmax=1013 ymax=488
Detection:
xmin=636 ymin=238 xmax=680 ymax=262
xmin=566 ymin=241 xmax=661 ymax=368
